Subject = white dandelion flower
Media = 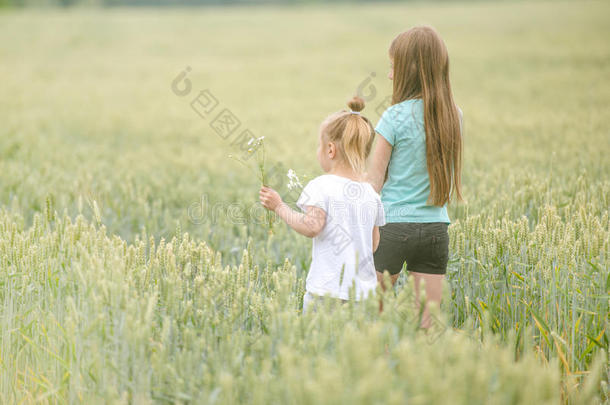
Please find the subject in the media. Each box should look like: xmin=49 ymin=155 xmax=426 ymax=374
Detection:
xmin=286 ymin=169 xmax=303 ymax=191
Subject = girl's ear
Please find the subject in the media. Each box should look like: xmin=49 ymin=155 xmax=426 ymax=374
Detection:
xmin=327 ymin=142 xmax=337 ymax=159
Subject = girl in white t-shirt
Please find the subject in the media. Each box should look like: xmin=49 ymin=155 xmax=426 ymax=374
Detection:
xmin=259 ymin=96 xmax=386 ymax=314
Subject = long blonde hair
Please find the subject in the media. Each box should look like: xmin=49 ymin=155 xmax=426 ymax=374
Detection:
xmin=322 ymin=96 xmax=375 ymax=174
xmin=390 ymin=25 xmax=463 ymax=206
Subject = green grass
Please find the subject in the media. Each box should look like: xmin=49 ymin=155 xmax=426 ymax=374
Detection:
xmin=0 ymin=1 xmax=609 ymax=403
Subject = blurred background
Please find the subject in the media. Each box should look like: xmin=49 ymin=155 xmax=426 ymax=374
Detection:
xmin=4 ymin=0 xmax=410 ymax=6
xmin=2 ymin=0 xmax=607 ymax=253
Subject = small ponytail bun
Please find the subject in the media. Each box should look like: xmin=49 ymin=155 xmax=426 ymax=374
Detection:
xmin=321 ymin=96 xmax=375 ymax=173
xmin=347 ymin=96 xmax=365 ymax=112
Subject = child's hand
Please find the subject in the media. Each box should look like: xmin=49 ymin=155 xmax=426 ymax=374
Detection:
xmin=259 ymin=186 xmax=283 ymax=212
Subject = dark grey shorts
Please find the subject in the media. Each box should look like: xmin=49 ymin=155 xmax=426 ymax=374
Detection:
xmin=374 ymin=222 xmax=449 ymax=275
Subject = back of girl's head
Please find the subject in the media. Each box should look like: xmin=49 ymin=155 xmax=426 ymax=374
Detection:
xmin=390 ymin=25 xmax=463 ymax=206
xmin=389 ymin=25 xmax=450 ymax=104
xmin=321 ymin=96 xmax=375 ymax=174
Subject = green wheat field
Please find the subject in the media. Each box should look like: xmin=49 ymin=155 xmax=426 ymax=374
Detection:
xmin=0 ymin=0 xmax=608 ymax=403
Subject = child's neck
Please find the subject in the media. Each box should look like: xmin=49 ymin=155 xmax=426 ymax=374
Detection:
xmin=328 ymin=163 xmax=362 ymax=182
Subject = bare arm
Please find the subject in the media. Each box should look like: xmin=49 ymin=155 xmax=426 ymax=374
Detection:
xmin=275 ymin=203 xmax=326 ymax=238
xmin=366 ymin=133 xmax=393 ymax=193
xmin=259 ymin=186 xmax=326 ymax=238
xmin=373 ymin=225 xmax=380 ymax=252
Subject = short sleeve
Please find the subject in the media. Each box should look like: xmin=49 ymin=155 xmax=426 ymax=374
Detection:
xmin=375 ymin=108 xmax=395 ymax=146
xmin=296 ymin=178 xmax=327 ymax=213
xmin=375 ymin=196 xmax=386 ymax=227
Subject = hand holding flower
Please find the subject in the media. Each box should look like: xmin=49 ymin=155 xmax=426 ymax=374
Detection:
xmin=259 ymin=186 xmax=283 ymax=212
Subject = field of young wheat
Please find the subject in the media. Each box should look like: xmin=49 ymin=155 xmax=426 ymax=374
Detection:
xmin=0 ymin=0 xmax=608 ymax=403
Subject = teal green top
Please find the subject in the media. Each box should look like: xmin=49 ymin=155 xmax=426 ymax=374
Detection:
xmin=375 ymin=98 xmax=450 ymax=224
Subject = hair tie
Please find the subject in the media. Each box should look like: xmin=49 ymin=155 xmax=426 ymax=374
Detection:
xmin=349 ymin=110 xmax=361 ymax=115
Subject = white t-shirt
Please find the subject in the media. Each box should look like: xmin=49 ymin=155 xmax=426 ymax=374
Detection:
xmin=296 ymin=174 xmax=386 ymax=300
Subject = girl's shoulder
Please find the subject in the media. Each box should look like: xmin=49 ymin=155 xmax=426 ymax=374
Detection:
xmin=306 ymin=174 xmax=336 ymax=186
xmin=305 ymin=175 xmax=379 ymax=201
xmin=378 ymin=100 xmax=423 ymax=143
xmin=301 ymin=174 xmax=338 ymax=196
xmin=381 ymin=99 xmax=422 ymax=124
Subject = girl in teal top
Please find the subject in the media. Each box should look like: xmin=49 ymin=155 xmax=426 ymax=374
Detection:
xmin=367 ymin=25 xmax=463 ymax=328
xmin=375 ymin=98 xmax=452 ymax=224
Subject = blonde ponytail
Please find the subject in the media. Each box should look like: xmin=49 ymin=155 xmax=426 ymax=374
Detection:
xmin=322 ymin=96 xmax=375 ymax=174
